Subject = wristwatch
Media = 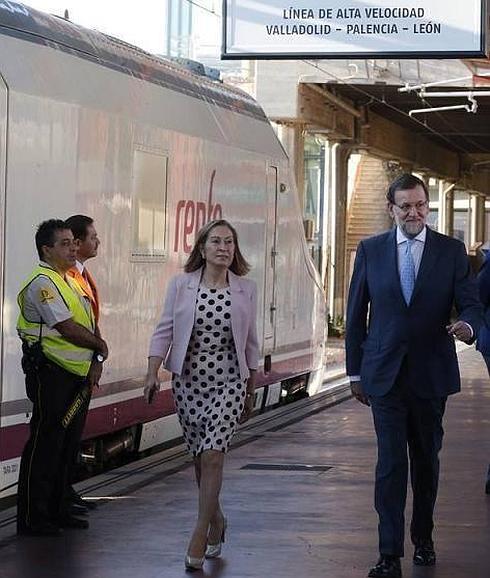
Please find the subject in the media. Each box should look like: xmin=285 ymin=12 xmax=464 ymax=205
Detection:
xmin=94 ymin=353 xmax=105 ymax=363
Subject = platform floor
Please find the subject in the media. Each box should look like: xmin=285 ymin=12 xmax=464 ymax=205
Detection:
xmin=1 ymin=347 xmax=489 ymax=578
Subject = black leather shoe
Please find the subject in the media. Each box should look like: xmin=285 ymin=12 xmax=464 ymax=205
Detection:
xmin=368 ymin=556 xmax=402 ymax=578
xmin=17 ymin=522 xmax=63 ymax=537
xmin=59 ymin=515 xmax=89 ymax=529
xmin=70 ymin=502 xmax=89 ymax=515
xmin=413 ymin=543 xmax=436 ymax=566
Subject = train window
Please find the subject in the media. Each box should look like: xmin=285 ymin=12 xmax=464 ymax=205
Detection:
xmin=131 ymin=149 xmax=168 ymax=261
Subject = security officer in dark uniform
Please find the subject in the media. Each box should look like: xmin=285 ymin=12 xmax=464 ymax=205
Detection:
xmin=16 ymin=219 xmax=108 ymax=536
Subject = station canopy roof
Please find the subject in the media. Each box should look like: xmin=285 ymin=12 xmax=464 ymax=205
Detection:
xmin=323 ymin=82 xmax=490 ymax=155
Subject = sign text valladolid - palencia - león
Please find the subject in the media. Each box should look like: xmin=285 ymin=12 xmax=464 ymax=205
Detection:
xmin=222 ymin=1 xmax=486 ymax=59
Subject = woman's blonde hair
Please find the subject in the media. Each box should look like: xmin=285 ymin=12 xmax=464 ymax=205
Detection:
xmin=184 ymin=219 xmax=251 ymax=276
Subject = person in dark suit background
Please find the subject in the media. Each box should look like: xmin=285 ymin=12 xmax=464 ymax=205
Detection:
xmin=64 ymin=215 xmax=103 ymax=515
xmin=475 ymin=248 xmax=490 ymax=494
xmin=476 ymin=249 xmax=490 ymax=375
xmin=346 ymin=173 xmax=482 ymax=578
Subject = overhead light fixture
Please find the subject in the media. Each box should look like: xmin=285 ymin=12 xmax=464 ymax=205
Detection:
xmin=399 ymin=73 xmax=490 ymax=93
xmin=409 ymin=95 xmax=478 ymax=117
xmin=420 ymin=90 xmax=490 ymax=98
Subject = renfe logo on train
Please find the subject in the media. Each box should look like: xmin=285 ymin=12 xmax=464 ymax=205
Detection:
xmin=174 ymin=170 xmax=223 ymax=253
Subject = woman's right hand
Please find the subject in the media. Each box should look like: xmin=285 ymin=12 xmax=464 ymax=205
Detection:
xmin=143 ymin=374 xmax=160 ymax=404
xmin=239 ymin=393 xmax=254 ymax=424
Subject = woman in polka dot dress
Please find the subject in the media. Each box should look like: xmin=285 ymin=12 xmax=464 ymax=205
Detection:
xmin=144 ymin=220 xmax=259 ymax=570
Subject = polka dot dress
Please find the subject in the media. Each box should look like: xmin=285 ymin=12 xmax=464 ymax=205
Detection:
xmin=172 ymin=286 xmax=246 ymax=456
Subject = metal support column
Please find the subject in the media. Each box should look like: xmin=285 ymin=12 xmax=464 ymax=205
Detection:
xmin=294 ymin=125 xmax=306 ymax=212
xmin=443 ymin=185 xmax=455 ymax=237
xmin=328 ymin=142 xmax=350 ymax=322
xmin=468 ymin=193 xmax=485 ymax=246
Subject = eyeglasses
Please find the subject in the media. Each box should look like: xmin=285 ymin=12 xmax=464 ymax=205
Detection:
xmin=392 ymin=200 xmax=428 ymax=214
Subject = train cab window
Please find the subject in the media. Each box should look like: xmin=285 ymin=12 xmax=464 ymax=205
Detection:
xmin=131 ymin=149 xmax=168 ymax=261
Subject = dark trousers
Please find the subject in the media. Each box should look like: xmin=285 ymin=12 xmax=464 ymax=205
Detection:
xmin=369 ymin=367 xmax=447 ymax=557
xmin=64 ymin=392 xmax=91 ymax=503
xmin=482 ymin=356 xmax=490 ymax=493
xmin=17 ymin=361 xmax=86 ymax=531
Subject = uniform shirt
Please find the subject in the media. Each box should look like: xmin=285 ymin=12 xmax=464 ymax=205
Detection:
xmin=67 ymin=260 xmax=99 ymax=322
xmin=22 ymin=262 xmax=92 ymax=328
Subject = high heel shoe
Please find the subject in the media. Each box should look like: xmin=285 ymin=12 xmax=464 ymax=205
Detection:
xmin=205 ymin=517 xmax=227 ymax=559
xmin=184 ymin=554 xmax=204 ymax=571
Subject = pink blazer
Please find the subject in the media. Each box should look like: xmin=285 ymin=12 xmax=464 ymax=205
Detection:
xmin=148 ymin=268 xmax=259 ymax=380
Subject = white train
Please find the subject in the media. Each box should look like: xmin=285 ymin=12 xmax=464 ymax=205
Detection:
xmin=0 ymin=3 xmax=326 ymax=497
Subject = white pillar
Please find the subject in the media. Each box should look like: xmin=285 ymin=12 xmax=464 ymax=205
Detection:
xmin=439 ymin=181 xmax=456 ymax=235
xmin=326 ymin=142 xmax=338 ymax=317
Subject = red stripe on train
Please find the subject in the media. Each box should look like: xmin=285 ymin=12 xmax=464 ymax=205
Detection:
xmin=0 ymin=353 xmax=314 ymax=461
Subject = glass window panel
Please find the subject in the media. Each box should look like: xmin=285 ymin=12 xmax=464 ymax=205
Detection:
xmin=428 ymin=209 xmax=438 ymax=229
xmin=453 ymin=189 xmax=469 ymax=203
xmin=428 ymin=181 xmax=439 ymax=202
xmin=131 ymin=149 xmax=168 ymax=261
xmin=453 ymin=210 xmax=468 ymax=245
xmin=303 ymin=135 xmax=325 ymax=272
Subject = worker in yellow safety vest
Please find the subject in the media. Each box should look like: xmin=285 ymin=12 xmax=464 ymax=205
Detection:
xmin=16 ymin=219 xmax=108 ymax=536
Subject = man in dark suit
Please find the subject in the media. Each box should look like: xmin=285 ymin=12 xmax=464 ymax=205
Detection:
xmin=346 ymin=173 xmax=482 ymax=578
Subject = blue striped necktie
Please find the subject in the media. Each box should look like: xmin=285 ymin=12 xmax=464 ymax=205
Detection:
xmin=400 ymin=239 xmax=415 ymax=305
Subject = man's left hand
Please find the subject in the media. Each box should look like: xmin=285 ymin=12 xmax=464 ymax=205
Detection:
xmin=446 ymin=321 xmax=472 ymax=343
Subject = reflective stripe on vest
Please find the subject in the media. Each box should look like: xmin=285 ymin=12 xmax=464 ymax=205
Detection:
xmin=17 ymin=265 xmax=95 ymax=376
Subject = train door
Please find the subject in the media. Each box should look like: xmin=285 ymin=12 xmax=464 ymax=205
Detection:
xmin=0 ymin=74 xmax=7 ymax=484
xmin=263 ymin=165 xmax=278 ymax=355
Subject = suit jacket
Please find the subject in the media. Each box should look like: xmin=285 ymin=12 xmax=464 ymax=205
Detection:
xmin=148 ymin=268 xmax=259 ymax=380
xmin=346 ymin=227 xmax=482 ymax=398
xmin=476 ymin=251 xmax=490 ymax=355
xmin=67 ymin=265 xmax=100 ymax=323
